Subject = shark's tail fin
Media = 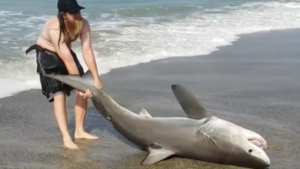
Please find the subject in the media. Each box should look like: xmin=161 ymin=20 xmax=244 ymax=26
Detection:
xmin=45 ymin=70 xmax=99 ymax=94
xmin=171 ymin=84 xmax=212 ymax=120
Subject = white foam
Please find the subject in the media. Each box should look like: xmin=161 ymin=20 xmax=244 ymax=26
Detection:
xmin=85 ymin=1 xmax=300 ymax=75
xmin=0 ymin=79 xmax=40 ymax=98
xmin=1 ymin=1 xmax=300 ymax=98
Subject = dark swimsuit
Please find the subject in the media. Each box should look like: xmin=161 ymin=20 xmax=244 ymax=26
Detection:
xmin=25 ymin=44 xmax=84 ymax=102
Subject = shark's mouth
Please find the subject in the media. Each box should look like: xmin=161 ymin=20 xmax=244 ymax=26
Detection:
xmin=248 ymin=137 xmax=268 ymax=150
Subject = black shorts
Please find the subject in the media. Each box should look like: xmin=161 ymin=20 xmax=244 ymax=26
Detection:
xmin=35 ymin=48 xmax=84 ymax=102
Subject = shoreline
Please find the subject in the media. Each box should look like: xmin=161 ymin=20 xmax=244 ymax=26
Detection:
xmin=0 ymin=28 xmax=300 ymax=169
xmin=2 ymin=27 xmax=300 ymax=100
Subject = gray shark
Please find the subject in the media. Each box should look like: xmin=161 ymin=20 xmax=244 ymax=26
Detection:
xmin=45 ymin=71 xmax=271 ymax=169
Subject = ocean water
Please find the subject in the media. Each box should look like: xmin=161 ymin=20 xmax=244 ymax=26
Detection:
xmin=0 ymin=0 xmax=300 ymax=98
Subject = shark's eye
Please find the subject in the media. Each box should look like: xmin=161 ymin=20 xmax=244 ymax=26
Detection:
xmin=248 ymin=149 xmax=253 ymax=153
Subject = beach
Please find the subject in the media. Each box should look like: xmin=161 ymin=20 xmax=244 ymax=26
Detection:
xmin=0 ymin=28 xmax=299 ymax=169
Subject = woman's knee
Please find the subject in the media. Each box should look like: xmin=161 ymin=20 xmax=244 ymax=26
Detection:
xmin=53 ymin=92 xmax=67 ymax=112
xmin=53 ymin=92 xmax=66 ymax=104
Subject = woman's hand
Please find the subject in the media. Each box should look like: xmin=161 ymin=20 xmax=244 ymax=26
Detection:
xmin=74 ymin=79 xmax=102 ymax=99
xmin=76 ymin=89 xmax=92 ymax=99
xmin=93 ymin=79 xmax=103 ymax=89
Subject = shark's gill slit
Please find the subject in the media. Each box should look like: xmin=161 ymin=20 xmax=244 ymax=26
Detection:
xmin=150 ymin=143 xmax=162 ymax=149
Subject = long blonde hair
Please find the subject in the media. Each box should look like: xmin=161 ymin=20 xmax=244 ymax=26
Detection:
xmin=57 ymin=12 xmax=83 ymax=47
xmin=74 ymin=20 xmax=83 ymax=35
xmin=57 ymin=11 xmax=67 ymax=47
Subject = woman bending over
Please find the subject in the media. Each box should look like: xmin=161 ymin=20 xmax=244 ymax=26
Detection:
xmin=26 ymin=0 xmax=102 ymax=150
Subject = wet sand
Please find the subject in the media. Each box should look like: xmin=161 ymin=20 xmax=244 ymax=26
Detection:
xmin=0 ymin=28 xmax=300 ymax=169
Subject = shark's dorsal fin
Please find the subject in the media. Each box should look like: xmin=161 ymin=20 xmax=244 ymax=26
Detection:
xmin=139 ymin=108 xmax=152 ymax=118
xmin=141 ymin=146 xmax=174 ymax=165
xmin=171 ymin=84 xmax=212 ymax=120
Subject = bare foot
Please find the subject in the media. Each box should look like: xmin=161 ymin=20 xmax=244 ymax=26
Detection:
xmin=63 ymin=138 xmax=79 ymax=150
xmin=75 ymin=131 xmax=99 ymax=140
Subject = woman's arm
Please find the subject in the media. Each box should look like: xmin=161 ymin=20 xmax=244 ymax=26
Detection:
xmin=49 ymin=28 xmax=79 ymax=75
xmin=80 ymin=19 xmax=100 ymax=82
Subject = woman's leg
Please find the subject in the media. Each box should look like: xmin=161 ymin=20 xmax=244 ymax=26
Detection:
xmin=69 ymin=50 xmax=98 ymax=139
xmin=53 ymin=92 xmax=79 ymax=149
xmin=74 ymin=94 xmax=99 ymax=139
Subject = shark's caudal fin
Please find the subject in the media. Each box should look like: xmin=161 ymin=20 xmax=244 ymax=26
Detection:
xmin=44 ymin=70 xmax=99 ymax=94
xmin=171 ymin=84 xmax=212 ymax=120
xmin=141 ymin=147 xmax=174 ymax=165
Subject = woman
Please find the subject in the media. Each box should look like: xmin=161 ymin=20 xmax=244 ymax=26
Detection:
xmin=25 ymin=0 xmax=102 ymax=150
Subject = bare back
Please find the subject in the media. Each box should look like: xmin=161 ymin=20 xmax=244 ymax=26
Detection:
xmin=36 ymin=16 xmax=81 ymax=52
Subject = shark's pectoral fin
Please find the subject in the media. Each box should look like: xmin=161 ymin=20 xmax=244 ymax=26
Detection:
xmin=139 ymin=108 xmax=152 ymax=118
xmin=141 ymin=147 xmax=174 ymax=165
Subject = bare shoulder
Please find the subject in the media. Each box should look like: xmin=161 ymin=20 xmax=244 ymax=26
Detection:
xmin=47 ymin=16 xmax=63 ymax=38
xmin=46 ymin=16 xmax=60 ymax=32
xmin=37 ymin=16 xmax=62 ymax=46
xmin=43 ymin=16 xmax=65 ymax=43
xmin=81 ymin=17 xmax=91 ymax=33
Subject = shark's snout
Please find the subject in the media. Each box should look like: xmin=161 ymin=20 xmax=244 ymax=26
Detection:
xmin=252 ymin=150 xmax=270 ymax=167
xmin=243 ymin=141 xmax=271 ymax=168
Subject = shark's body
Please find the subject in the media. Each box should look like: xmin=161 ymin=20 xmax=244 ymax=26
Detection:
xmin=45 ymin=71 xmax=271 ymax=169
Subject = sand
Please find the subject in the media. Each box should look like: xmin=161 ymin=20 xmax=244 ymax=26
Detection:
xmin=0 ymin=28 xmax=299 ymax=169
